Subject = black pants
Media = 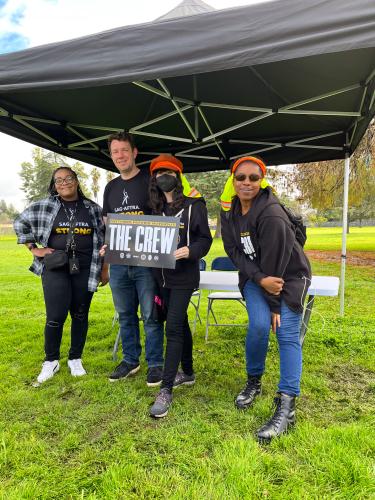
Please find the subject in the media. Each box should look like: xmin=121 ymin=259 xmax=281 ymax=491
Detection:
xmin=41 ymin=266 xmax=93 ymax=361
xmin=160 ymin=288 xmax=194 ymax=391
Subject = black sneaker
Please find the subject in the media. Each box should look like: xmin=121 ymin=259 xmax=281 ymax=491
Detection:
xmin=108 ymin=361 xmax=140 ymax=382
xmin=146 ymin=366 xmax=163 ymax=387
xmin=149 ymin=388 xmax=173 ymax=418
xmin=235 ymin=375 xmax=262 ymax=410
xmin=173 ymin=371 xmax=196 ymax=388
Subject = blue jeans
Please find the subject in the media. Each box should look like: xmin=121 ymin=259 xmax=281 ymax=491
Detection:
xmin=109 ymin=265 xmax=164 ymax=367
xmin=243 ymin=280 xmax=302 ymax=396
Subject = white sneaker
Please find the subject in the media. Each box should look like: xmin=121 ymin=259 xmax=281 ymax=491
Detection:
xmin=68 ymin=359 xmax=87 ymax=377
xmin=37 ymin=360 xmax=60 ymax=383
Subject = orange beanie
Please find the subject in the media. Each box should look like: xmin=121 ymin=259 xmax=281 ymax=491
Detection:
xmin=150 ymin=154 xmax=183 ymax=175
xmin=231 ymin=156 xmax=266 ymax=175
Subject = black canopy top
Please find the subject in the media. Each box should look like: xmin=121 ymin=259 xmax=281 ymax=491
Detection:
xmin=0 ymin=0 xmax=374 ymax=172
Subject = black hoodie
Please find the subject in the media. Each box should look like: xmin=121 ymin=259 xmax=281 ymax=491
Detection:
xmin=153 ymin=197 xmax=212 ymax=289
xmin=221 ymin=187 xmax=311 ymax=314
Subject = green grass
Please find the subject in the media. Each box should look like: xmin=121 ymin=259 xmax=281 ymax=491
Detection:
xmin=304 ymin=226 xmax=375 ymax=252
xmin=0 ymin=231 xmax=374 ymax=499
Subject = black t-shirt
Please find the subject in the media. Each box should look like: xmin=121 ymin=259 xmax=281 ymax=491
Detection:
xmin=102 ymin=170 xmax=151 ymax=217
xmin=48 ymin=200 xmax=94 ymax=267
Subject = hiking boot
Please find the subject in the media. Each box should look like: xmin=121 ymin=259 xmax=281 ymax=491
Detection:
xmin=256 ymin=393 xmax=296 ymax=443
xmin=173 ymin=371 xmax=196 ymax=388
xmin=149 ymin=388 xmax=173 ymax=418
xmin=68 ymin=358 xmax=87 ymax=377
xmin=37 ymin=360 xmax=60 ymax=384
xmin=108 ymin=361 xmax=140 ymax=382
xmin=146 ymin=366 xmax=163 ymax=387
xmin=235 ymin=375 xmax=262 ymax=410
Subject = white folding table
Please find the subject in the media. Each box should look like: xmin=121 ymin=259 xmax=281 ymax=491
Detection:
xmin=199 ymin=271 xmax=340 ymax=344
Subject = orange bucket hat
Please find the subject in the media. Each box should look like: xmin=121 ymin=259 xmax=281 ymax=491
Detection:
xmin=150 ymin=154 xmax=183 ymax=175
xmin=231 ymin=156 xmax=267 ymax=175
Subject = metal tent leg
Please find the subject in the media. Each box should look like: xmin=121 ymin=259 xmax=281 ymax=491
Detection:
xmin=340 ymin=153 xmax=350 ymax=316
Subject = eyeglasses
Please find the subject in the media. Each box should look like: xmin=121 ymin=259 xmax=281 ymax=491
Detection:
xmin=234 ymin=173 xmax=262 ymax=182
xmin=54 ymin=176 xmax=75 ymax=185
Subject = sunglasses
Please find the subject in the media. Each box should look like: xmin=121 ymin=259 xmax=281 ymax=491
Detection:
xmin=234 ymin=173 xmax=262 ymax=182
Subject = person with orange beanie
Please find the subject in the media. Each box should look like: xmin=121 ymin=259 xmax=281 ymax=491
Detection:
xmin=221 ymin=156 xmax=311 ymax=442
xmin=148 ymin=154 xmax=212 ymax=418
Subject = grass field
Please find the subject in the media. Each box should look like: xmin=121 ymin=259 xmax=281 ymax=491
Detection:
xmin=0 ymin=229 xmax=374 ymax=499
xmin=304 ymin=226 xmax=375 ymax=252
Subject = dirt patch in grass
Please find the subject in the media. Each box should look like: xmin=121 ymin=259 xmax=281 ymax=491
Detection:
xmin=326 ymin=363 xmax=375 ymax=394
xmin=306 ymin=250 xmax=375 ymax=267
xmin=302 ymin=362 xmax=375 ymax=425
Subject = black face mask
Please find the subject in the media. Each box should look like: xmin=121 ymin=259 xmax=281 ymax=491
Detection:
xmin=156 ymin=174 xmax=178 ymax=193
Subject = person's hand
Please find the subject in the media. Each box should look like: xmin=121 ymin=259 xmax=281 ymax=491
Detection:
xmin=259 ymin=276 xmax=284 ymax=295
xmin=99 ymin=244 xmax=107 ymax=258
xmin=174 ymin=246 xmax=190 ymax=260
xmin=99 ymin=267 xmax=109 ymax=287
xmin=271 ymin=313 xmax=280 ymax=333
xmin=31 ymin=247 xmax=54 ymax=258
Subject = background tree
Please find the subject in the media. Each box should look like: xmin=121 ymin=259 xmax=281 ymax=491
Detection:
xmin=0 ymin=199 xmax=19 ymax=222
xmin=348 ymin=194 xmax=375 ymax=226
xmin=91 ymin=167 xmax=101 ymax=202
xmin=19 ymin=148 xmax=91 ymax=203
xmin=187 ymin=170 xmax=229 ymax=237
xmin=106 ymin=171 xmax=116 ymax=183
xmin=291 ymin=121 xmax=375 ymax=230
xmin=20 ymin=148 xmax=64 ymax=203
xmin=70 ymin=161 xmax=91 ymax=198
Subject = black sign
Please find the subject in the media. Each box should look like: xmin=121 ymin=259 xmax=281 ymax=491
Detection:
xmin=104 ymin=213 xmax=180 ymax=268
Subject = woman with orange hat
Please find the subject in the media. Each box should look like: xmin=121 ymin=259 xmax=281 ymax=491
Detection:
xmin=221 ymin=156 xmax=311 ymax=442
xmin=148 ymin=154 xmax=212 ymax=418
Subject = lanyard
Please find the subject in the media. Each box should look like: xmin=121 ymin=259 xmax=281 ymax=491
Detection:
xmin=61 ymin=200 xmax=79 ymax=255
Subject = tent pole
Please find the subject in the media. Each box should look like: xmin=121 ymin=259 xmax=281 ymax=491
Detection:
xmin=340 ymin=153 xmax=350 ymax=316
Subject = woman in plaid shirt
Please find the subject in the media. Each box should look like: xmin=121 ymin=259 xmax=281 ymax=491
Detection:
xmin=14 ymin=167 xmax=106 ymax=385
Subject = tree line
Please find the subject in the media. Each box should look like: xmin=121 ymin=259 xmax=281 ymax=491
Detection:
xmin=11 ymin=121 xmax=375 ymax=230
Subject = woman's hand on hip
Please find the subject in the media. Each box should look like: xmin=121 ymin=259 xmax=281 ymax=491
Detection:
xmin=31 ymin=247 xmax=54 ymax=258
xmin=271 ymin=313 xmax=280 ymax=333
xmin=174 ymin=246 xmax=190 ymax=260
xmin=259 ymin=276 xmax=284 ymax=295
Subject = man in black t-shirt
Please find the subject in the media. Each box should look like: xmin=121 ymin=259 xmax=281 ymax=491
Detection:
xmin=102 ymin=132 xmax=164 ymax=386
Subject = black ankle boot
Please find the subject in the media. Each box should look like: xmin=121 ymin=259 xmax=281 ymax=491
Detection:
xmin=235 ymin=375 xmax=262 ymax=410
xmin=256 ymin=393 xmax=296 ymax=443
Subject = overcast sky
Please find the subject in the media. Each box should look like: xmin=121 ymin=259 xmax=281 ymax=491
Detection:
xmin=0 ymin=0 xmax=268 ymax=210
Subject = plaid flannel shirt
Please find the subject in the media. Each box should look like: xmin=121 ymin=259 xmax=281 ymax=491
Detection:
xmin=13 ymin=196 xmax=105 ymax=292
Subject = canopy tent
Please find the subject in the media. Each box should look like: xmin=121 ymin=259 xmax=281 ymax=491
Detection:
xmin=155 ymin=0 xmax=215 ymax=21
xmin=0 ymin=0 xmax=374 ymax=173
xmin=0 ymin=0 xmax=374 ymax=314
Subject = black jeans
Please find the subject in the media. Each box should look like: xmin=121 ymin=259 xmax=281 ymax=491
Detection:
xmin=160 ymin=288 xmax=194 ymax=391
xmin=41 ymin=266 xmax=93 ymax=361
